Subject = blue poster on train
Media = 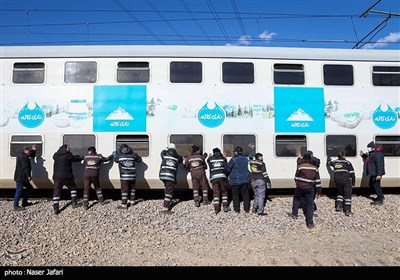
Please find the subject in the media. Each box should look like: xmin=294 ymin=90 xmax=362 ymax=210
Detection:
xmin=93 ymin=85 xmax=146 ymax=132
xmin=274 ymin=87 xmax=325 ymax=133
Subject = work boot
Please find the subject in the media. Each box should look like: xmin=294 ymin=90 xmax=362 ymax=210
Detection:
xmin=371 ymin=200 xmax=383 ymax=206
xmin=345 ymin=211 xmax=353 ymax=216
xmin=71 ymin=202 xmax=81 ymax=209
xmin=223 ymin=206 xmax=231 ymax=212
xmin=13 ymin=206 xmax=26 ymax=212
xmin=251 ymin=208 xmax=257 ymax=214
xmin=335 ymin=204 xmax=343 ymax=212
xmin=202 ymin=201 xmax=211 ymax=206
xmin=195 ymin=200 xmax=201 ymax=207
xmin=307 ymin=223 xmax=315 ymax=230
xmin=53 ymin=205 xmax=60 ymax=215
xmin=288 ymin=212 xmax=298 ymax=220
xmin=83 ymin=203 xmax=89 ymax=210
xmin=214 ymin=208 xmax=221 ymax=215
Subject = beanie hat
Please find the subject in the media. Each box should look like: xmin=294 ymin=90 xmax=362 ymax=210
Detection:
xmin=212 ymin=147 xmax=221 ymax=154
xmin=367 ymin=141 xmax=376 ymax=148
xmin=234 ymin=146 xmax=243 ymax=153
xmin=303 ymin=150 xmax=313 ymax=160
xmin=167 ymin=143 xmax=176 ymax=150
xmin=192 ymin=145 xmax=200 ymax=154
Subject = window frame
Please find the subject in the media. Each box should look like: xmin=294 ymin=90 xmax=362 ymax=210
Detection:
xmin=273 ymin=63 xmax=305 ymax=85
xmin=222 ymin=62 xmax=255 ymax=84
xmin=375 ymin=135 xmax=400 ymax=157
xmin=323 ymin=64 xmax=354 ymax=86
xmin=222 ymin=134 xmax=256 ymax=158
xmin=12 ymin=62 xmax=45 ymax=84
xmin=117 ymin=61 xmax=150 ymax=83
xmin=169 ymin=134 xmax=204 ymax=157
xmin=62 ymin=133 xmax=96 ymax=156
xmin=325 ymin=134 xmax=357 ymax=157
xmin=9 ymin=134 xmax=44 ymax=157
xmin=116 ymin=134 xmax=150 ymax=157
xmin=169 ymin=61 xmax=203 ymax=84
xmin=64 ymin=61 xmax=97 ymax=84
xmin=372 ymin=66 xmax=400 ymax=87
xmin=274 ymin=135 xmax=307 ymax=157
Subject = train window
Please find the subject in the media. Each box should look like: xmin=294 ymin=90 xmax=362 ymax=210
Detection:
xmin=372 ymin=66 xmax=400 ymax=86
xmin=117 ymin=62 xmax=150 ymax=83
xmin=275 ymin=135 xmax=306 ymax=157
xmin=323 ymin=65 xmax=354 ymax=86
xmin=223 ymin=134 xmax=256 ymax=157
xmin=169 ymin=134 xmax=203 ymax=157
xmin=222 ymin=62 xmax=254 ymax=84
xmin=273 ymin=64 xmax=304 ymax=85
xmin=13 ymin=62 xmax=45 ymax=84
xmin=116 ymin=134 xmax=149 ymax=157
xmin=326 ymin=135 xmax=356 ymax=157
xmin=64 ymin=62 xmax=97 ymax=83
xmin=63 ymin=134 xmax=95 ymax=156
xmin=10 ymin=135 xmax=43 ymax=157
xmin=170 ymin=62 xmax=202 ymax=83
xmin=375 ymin=135 xmax=400 ymax=157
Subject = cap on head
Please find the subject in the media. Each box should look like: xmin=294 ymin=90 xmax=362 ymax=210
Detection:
xmin=234 ymin=146 xmax=243 ymax=153
xmin=212 ymin=147 xmax=221 ymax=154
xmin=192 ymin=145 xmax=200 ymax=154
xmin=367 ymin=141 xmax=376 ymax=149
xmin=255 ymin=153 xmax=263 ymax=160
xmin=168 ymin=143 xmax=176 ymax=150
xmin=303 ymin=150 xmax=313 ymax=160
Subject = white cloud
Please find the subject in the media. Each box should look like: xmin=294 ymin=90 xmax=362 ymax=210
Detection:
xmin=362 ymin=32 xmax=400 ymax=49
xmin=258 ymin=30 xmax=277 ymax=42
xmin=238 ymin=35 xmax=252 ymax=45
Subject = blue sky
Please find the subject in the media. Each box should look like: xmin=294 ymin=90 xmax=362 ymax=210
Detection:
xmin=1 ymin=0 xmax=399 ymax=49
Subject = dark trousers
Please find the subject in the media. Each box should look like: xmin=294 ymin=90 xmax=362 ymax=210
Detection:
xmin=211 ymin=178 xmax=229 ymax=210
xmin=52 ymin=179 xmax=78 ymax=207
xmin=13 ymin=181 xmax=33 ymax=208
xmin=231 ymin=183 xmax=250 ymax=213
xmin=293 ymin=187 xmax=315 ymax=226
xmin=83 ymin=176 xmax=104 ymax=205
xmin=369 ymin=176 xmax=384 ymax=201
xmin=120 ymin=180 xmax=136 ymax=205
xmin=162 ymin=180 xmax=175 ymax=208
xmin=335 ymin=177 xmax=353 ymax=212
xmin=191 ymin=172 xmax=209 ymax=202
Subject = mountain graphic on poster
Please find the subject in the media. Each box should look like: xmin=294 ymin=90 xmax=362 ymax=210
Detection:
xmin=105 ymin=106 xmax=134 ymax=120
xmin=287 ymin=108 xmax=313 ymax=121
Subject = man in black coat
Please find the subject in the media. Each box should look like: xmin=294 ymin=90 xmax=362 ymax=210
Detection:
xmin=360 ymin=141 xmax=386 ymax=206
xmin=52 ymin=144 xmax=83 ymax=214
xmin=13 ymin=145 xmax=37 ymax=211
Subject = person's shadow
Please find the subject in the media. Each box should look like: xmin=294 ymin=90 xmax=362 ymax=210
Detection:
xmin=31 ymin=156 xmax=53 ymax=190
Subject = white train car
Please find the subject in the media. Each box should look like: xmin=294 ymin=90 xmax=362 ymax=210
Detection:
xmin=1 ymin=45 xmax=399 ymax=189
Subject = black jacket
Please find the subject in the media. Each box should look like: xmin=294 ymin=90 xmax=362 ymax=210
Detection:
xmin=14 ymin=149 xmax=36 ymax=183
xmin=207 ymin=152 xmax=229 ymax=182
xmin=114 ymin=150 xmax=142 ymax=181
xmin=53 ymin=147 xmax=83 ymax=180
xmin=159 ymin=148 xmax=183 ymax=182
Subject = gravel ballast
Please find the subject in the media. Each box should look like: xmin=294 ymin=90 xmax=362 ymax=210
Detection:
xmin=1 ymin=194 xmax=399 ymax=266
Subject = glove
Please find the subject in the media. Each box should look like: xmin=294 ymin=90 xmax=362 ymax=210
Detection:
xmin=267 ymin=182 xmax=272 ymax=189
xmin=203 ymin=152 xmax=208 ymax=159
xmin=112 ymin=151 xmax=117 ymax=157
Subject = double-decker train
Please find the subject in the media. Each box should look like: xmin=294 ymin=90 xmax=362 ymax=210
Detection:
xmin=1 ymin=45 xmax=399 ymax=189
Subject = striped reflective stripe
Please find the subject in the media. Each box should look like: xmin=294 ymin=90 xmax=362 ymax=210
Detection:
xmin=299 ymin=166 xmax=319 ymax=171
xmin=334 ymin=169 xmax=350 ymax=173
xmin=164 ymin=156 xmax=179 ymax=161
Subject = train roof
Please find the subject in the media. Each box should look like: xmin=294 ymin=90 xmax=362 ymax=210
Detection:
xmin=1 ymin=45 xmax=399 ymax=62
